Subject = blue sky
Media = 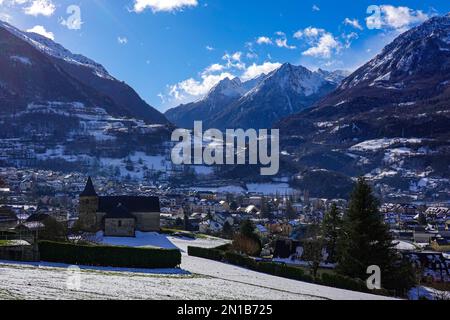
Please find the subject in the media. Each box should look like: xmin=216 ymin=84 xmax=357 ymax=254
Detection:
xmin=1 ymin=0 xmax=449 ymax=112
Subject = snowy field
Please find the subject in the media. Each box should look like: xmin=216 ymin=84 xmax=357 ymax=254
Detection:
xmin=191 ymin=183 xmax=295 ymax=196
xmin=0 ymin=234 xmax=394 ymax=300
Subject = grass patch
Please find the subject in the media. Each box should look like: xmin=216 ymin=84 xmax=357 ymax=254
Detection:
xmin=0 ymin=240 xmax=11 ymax=246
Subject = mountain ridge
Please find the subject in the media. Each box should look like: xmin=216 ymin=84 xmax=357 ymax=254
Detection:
xmin=0 ymin=20 xmax=169 ymax=125
xmin=165 ymin=63 xmax=347 ymax=130
xmin=275 ymin=13 xmax=450 ymax=201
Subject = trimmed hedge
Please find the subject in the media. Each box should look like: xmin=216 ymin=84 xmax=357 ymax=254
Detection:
xmin=187 ymin=246 xmax=224 ymax=262
xmin=259 ymin=262 xmax=314 ymax=283
xmin=214 ymin=243 xmax=232 ymax=251
xmin=224 ymin=251 xmax=258 ymax=270
xmin=188 ymin=246 xmax=383 ymax=295
xmin=39 ymin=241 xmax=181 ymax=269
xmin=318 ymin=273 xmax=369 ymax=293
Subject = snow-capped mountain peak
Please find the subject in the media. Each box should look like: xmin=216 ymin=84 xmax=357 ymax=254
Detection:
xmin=253 ymin=63 xmax=343 ymax=97
xmin=340 ymin=14 xmax=450 ymax=90
xmin=0 ymin=19 xmax=168 ymax=124
xmin=166 ymin=63 xmax=346 ymax=129
xmin=0 ymin=20 xmax=113 ymax=80
xmin=206 ymin=77 xmax=245 ymax=99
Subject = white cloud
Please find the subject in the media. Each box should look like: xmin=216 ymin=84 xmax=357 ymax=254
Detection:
xmin=274 ymin=31 xmax=296 ymax=49
xmin=344 ymin=18 xmax=363 ymax=30
xmin=165 ymin=58 xmax=282 ymax=106
xmin=342 ymin=32 xmax=359 ymax=48
xmin=169 ymin=72 xmax=234 ymax=100
xmin=294 ymin=27 xmax=324 ymax=39
xmin=312 ymin=5 xmax=320 ymax=12
xmin=24 ymin=0 xmax=55 ymax=17
xmin=26 ymin=25 xmax=54 ymax=40
xmin=204 ymin=63 xmax=225 ymax=73
xmin=117 ymin=36 xmax=128 ymax=45
xmin=303 ymin=34 xmax=340 ymax=58
xmin=241 ymin=61 xmax=281 ymax=81
xmin=206 ymin=45 xmax=214 ymax=51
xmin=133 ymin=0 xmax=198 ymax=13
xmin=222 ymin=51 xmax=245 ymax=70
xmin=366 ymin=5 xmax=429 ymax=30
xmin=256 ymin=36 xmax=272 ymax=45
xmin=295 ymin=27 xmax=341 ymax=58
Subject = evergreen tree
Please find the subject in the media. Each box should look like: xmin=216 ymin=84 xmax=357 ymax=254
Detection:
xmin=337 ymin=178 xmax=396 ymax=281
xmin=234 ymin=219 xmax=261 ymax=256
xmin=260 ymin=197 xmax=271 ymax=219
xmin=285 ymin=200 xmax=297 ymax=220
xmin=206 ymin=209 xmax=213 ymax=221
xmin=321 ymin=203 xmax=342 ymax=263
xmin=417 ymin=213 xmax=427 ymax=226
xmin=240 ymin=219 xmax=256 ymax=239
xmin=229 ymin=200 xmax=238 ymax=212
xmin=183 ymin=205 xmax=192 ymax=231
xmin=222 ymin=221 xmax=233 ymax=239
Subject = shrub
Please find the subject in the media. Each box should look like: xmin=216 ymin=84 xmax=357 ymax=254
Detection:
xmin=186 ymin=245 xmax=388 ymax=296
xmin=224 ymin=251 xmax=258 ymax=270
xmin=232 ymin=234 xmax=261 ymax=256
xmin=257 ymin=262 xmax=314 ymax=283
xmin=215 ymin=243 xmax=232 ymax=251
xmin=187 ymin=246 xmax=224 ymax=261
xmin=39 ymin=241 xmax=181 ymax=269
xmin=319 ymin=272 xmax=369 ymax=293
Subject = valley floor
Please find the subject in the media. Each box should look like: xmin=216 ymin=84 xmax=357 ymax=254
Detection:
xmin=0 ymin=236 xmax=394 ymax=300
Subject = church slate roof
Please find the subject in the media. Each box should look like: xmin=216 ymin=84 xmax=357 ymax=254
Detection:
xmin=104 ymin=203 xmax=136 ymax=220
xmin=80 ymin=177 xmax=98 ymax=197
xmin=98 ymin=196 xmax=160 ymax=213
xmin=26 ymin=213 xmax=50 ymax=222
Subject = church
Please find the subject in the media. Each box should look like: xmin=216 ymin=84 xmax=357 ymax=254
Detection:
xmin=78 ymin=177 xmax=161 ymax=237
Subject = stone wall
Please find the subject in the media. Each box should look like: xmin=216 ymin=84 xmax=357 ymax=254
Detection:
xmin=79 ymin=196 xmax=99 ymax=231
xmin=134 ymin=212 xmax=160 ymax=232
xmin=104 ymin=218 xmax=135 ymax=237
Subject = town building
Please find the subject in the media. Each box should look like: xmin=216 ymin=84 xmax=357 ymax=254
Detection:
xmin=78 ymin=177 xmax=161 ymax=237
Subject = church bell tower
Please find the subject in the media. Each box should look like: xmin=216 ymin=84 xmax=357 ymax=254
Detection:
xmin=78 ymin=177 xmax=99 ymax=231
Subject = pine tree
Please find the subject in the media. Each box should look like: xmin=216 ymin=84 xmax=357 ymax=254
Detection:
xmin=337 ymin=178 xmax=396 ymax=281
xmin=229 ymin=200 xmax=238 ymax=212
xmin=321 ymin=203 xmax=342 ymax=263
xmin=240 ymin=219 xmax=256 ymax=239
xmin=222 ymin=221 xmax=233 ymax=239
xmin=285 ymin=200 xmax=297 ymax=220
xmin=259 ymin=197 xmax=271 ymax=219
xmin=417 ymin=212 xmax=427 ymax=226
xmin=235 ymin=220 xmax=261 ymax=256
xmin=183 ymin=205 xmax=192 ymax=231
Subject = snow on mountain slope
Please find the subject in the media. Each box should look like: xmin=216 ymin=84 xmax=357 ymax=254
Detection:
xmin=0 ymin=20 xmax=112 ymax=80
xmin=166 ymin=63 xmax=345 ymax=130
xmin=335 ymin=13 xmax=450 ymax=96
xmin=0 ymin=19 xmax=168 ymax=124
xmin=276 ymin=14 xmax=450 ymax=201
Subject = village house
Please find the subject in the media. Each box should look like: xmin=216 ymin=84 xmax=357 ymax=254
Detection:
xmin=196 ymin=191 xmax=216 ymax=201
xmin=189 ymin=199 xmax=227 ymax=215
xmin=78 ymin=177 xmax=161 ymax=237
xmin=0 ymin=207 xmax=18 ymax=230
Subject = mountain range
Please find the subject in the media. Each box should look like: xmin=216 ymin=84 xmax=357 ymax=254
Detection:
xmin=0 ymin=20 xmax=168 ymax=124
xmin=165 ymin=64 xmax=348 ymax=130
xmin=278 ymin=13 xmax=450 ymax=199
xmin=0 ymin=14 xmax=449 ymax=200
xmin=280 ymin=14 xmax=450 ymax=141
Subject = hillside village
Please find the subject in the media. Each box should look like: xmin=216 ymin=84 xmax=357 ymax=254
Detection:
xmin=0 ymin=5 xmax=450 ymax=302
xmin=1 ymin=166 xmax=449 ymax=297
